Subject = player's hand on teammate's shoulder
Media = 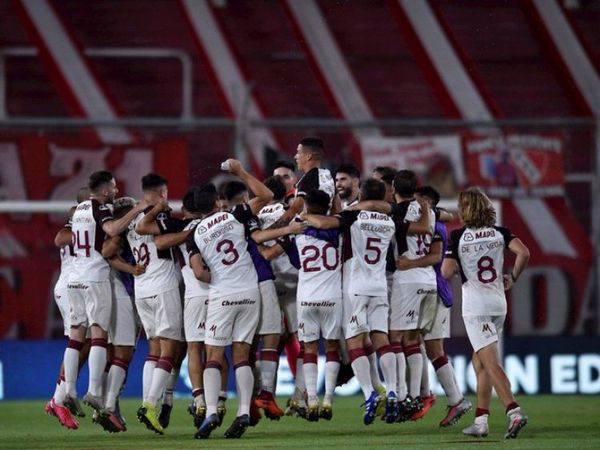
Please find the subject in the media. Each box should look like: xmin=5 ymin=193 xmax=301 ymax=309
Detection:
xmin=416 ymin=196 xmax=429 ymax=211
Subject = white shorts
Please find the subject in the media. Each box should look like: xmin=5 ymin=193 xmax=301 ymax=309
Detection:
xmin=68 ymin=280 xmax=112 ymax=331
xmin=464 ymin=315 xmax=505 ymax=353
xmin=345 ymin=294 xmax=389 ymax=340
xmin=184 ymin=295 xmax=209 ymax=342
xmin=205 ymin=288 xmax=260 ymax=346
xmin=109 ymin=295 xmax=138 ymax=346
xmin=275 ymin=281 xmax=298 ymax=333
xmin=258 ymin=280 xmax=282 ymax=335
xmin=136 ymin=287 xmax=183 ymax=341
xmin=423 ymin=299 xmax=451 ymax=341
xmin=390 ymin=282 xmax=438 ymax=332
xmin=297 ymin=298 xmax=341 ymax=342
xmin=54 ymin=287 xmax=70 ymax=336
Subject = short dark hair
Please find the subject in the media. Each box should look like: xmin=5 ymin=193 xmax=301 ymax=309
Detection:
xmin=141 ymin=173 xmax=168 ymax=191
xmin=393 ymin=170 xmax=417 ymax=197
xmin=361 ymin=178 xmax=386 ymax=201
xmin=305 ymin=189 xmax=330 ymax=215
xmin=415 ymin=185 xmax=440 ymax=206
xmin=263 ymin=175 xmax=286 ymax=201
xmin=194 ymin=183 xmax=218 ymax=214
xmin=113 ymin=197 xmax=136 ymax=218
xmin=335 ymin=163 xmax=360 ymax=179
xmin=299 ymin=137 xmax=324 ymax=159
xmin=183 ymin=186 xmax=201 ymax=213
xmin=274 ymin=160 xmax=295 ymax=172
xmin=88 ymin=171 xmax=114 ymax=192
xmin=374 ymin=166 xmax=396 ymax=185
xmin=223 ymin=181 xmax=247 ymax=201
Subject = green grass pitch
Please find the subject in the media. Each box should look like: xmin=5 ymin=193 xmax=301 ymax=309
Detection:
xmin=0 ymin=395 xmax=598 ymax=449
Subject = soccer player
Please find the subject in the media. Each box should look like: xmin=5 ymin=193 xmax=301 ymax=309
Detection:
xmin=399 ymin=186 xmax=471 ymax=426
xmin=302 ymin=178 xmax=400 ymax=424
xmin=273 ymin=160 xmax=298 ymax=205
xmin=62 ymin=171 xmax=146 ymax=420
xmin=127 ymin=173 xmax=183 ymax=434
xmin=261 ymin=190 xmax=342 ymax=423
xmin=100 ymin=197 xmax=147 ymax=432
xmin=372 ymin=166 xmax=396 ymax=203
xmin=189 ymin=160 xmax=303 ymax=440
xmin=335 ymin=163 xmax=361 ymax=209
xmin=45 ymin=187 xmax=91 ymax=429
xmin=442 ymin=187 xmax=529 ymax=439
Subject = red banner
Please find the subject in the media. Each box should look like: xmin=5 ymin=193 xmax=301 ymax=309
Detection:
xmin=464 ymin=133 xmax=565 ymax=197
xmin=0 ymin=135 xmax=188 ymax=338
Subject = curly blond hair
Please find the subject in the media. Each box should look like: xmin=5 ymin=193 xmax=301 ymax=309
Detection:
xmin=458 ymin=187 xmax=496 ymax=228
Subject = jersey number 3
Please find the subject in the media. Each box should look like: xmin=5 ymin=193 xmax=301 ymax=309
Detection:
xmin=217 ymin=239 xmax=240 ymax=266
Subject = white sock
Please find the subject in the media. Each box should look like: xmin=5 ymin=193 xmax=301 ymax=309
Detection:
xmin=88 ymin=342 xmax=107 ymax=397
xmin=324 ymin=360 xmax=340 ymax=402
xmin=235 ymin=363 xmax=254 ymax=416
xmin=395 ymin=349 xmax=408 ymax=400
xmin=142 ymin=357 xmax=158 ymax=400
xmin=367 ymin=349 xmax=383 ymax=390
xmin=163 ymin=368 xmax=179 ymax=406
xmin=303 ymin=357 xmax=318 ymax=398
xmin=406 ymin=350 xmax=423 ymax=398
xmin=350 ymin=354 xmax=374 ymax=400
xmin=434 ymin=356 xmax=462 ymax=405
xmin=259 ymin=349 xmax=278 ymax=394
xmin=63 ymin=347 xmax=80 ymax=399
xmin=203 ymin=364 xmax=221 ymax=416
xmin=475 ymin=414 xmax=489 ymax=425
xmin=378 ymin=349 xmax=398 ymax=396
xmin=53 ymin=379 xmax=67 ymax=404
xmin=146 ymin=358 xmax=173 ymax=405
xmin=105 ymin=363 xmax=127 ymax=411
xmin=294 ymin=356 xmax=306 ymax=398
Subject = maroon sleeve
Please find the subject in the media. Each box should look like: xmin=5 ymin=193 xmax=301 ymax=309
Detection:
xmin=186 ymin=226 xmax=200 ymax=257
xmin=335 ymin=210 xmax=359 ymax=231
xmin=92 ymin=200 xmax=114 ymax=224
xmin=495 ymin=226 xmax=516 ymax=248
xmin=446 ymin=228 xmax=465 ymax=259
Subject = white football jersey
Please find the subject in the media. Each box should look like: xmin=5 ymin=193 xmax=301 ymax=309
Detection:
xmin=189 ymin=205 xmax=258 ymax=298
xmin=338 ymin=210 xmax=396 ymax=297
xmin=56 ymin=242 xmax=75 ymax=291
xmin=69 ymin=199 xmax=113 ymax=282
xmin=295 ymin=229 xmax=342 ymax=302
xmin=391 ymin=199 xmax=437 ymax=285
xmin=179 ymin=219 xmax=209 ymax=299
xmin=447 ymin=226 xmax=515 ymax=316
xmin=258 ymin=202 xmax=298 ymax=283
xmin=126 ymin=211 xmax=180 ymax=299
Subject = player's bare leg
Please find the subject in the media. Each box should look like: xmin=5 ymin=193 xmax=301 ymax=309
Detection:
xmin=256 ymin=333 xmax=284 ymax=419
xmin=302 ymin=340 xmax=320 ymax=422
xmin=187 ymin=341 xmax=206 ymax=427
xmin=321 ymin=340 xmax=340 ymax=420
xmin=370 ymin=331 xmax=399 ymax=423
xmin=476 ymin=343 xmax=528 ymax=438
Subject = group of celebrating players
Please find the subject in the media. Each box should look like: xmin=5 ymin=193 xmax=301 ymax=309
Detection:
xmin=45 ymin=137 xmax=530 ymax=440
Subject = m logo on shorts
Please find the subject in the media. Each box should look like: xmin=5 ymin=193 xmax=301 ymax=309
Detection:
xmin=298 ymin=322 xmax=304 ymax=331
xmin=406 ymin=310 xmax=415 ymax=320
xmin=482 ymin=323 xmax=492 ymax=334
xmin=210 ymin=324 xmax=217 ymax=336
xmin=199 ymin=321 xmax=205 ymax=330
xmin=350 ymin=315 xmax=358 ymax=325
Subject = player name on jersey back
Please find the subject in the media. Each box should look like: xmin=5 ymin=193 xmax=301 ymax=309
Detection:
xmin=193 ymin=211 xmax=258 ymax=298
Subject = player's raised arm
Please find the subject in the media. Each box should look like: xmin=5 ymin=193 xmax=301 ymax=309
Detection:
xmin=135 ymin=200 xmax=168 ymax=235
xmin=225 ymin=158 xmax=273 ymax=215
xmin=102 ymin=200 xmax=147 ymax=237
